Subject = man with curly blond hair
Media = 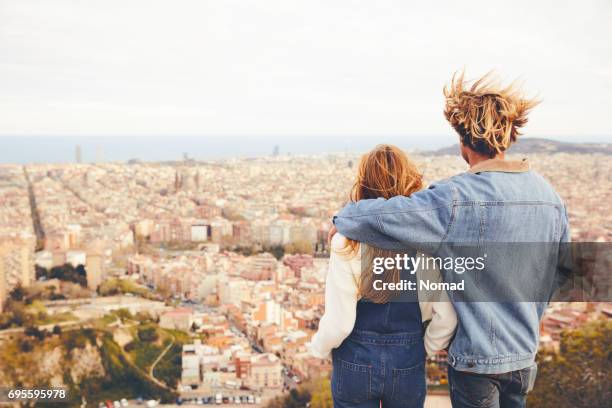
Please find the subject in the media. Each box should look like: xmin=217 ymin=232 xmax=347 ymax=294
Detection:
xmin=444 ymin=71 xmax=539 ymax=163
xmin=331 ymin=72 xmax=570 ymax=407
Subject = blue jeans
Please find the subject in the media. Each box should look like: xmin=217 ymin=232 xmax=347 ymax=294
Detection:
xmin=331 ymin=330 xmax=426 ymax=408
xmin=448 ymin=364 xmax=537 ymax=408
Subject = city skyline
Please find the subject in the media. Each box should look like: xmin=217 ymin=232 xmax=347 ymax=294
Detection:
xmin=1 ymin=150 xmax=609 ymax=404
xmin=0 ymin=134 xmax=610 ymax=164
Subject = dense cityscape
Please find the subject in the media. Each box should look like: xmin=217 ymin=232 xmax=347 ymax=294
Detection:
xmin=0 ymin=149 xmax=610 ymax=407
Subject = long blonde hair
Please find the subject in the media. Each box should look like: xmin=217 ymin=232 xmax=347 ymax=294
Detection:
xmin=341 ymin=144 xmax=423 ymax=303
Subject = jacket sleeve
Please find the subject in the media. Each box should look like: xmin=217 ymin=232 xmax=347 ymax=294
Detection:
xmin=310 ymin=234 xmax=360 ymax=359
xmin=333 ymin=182 xmax=456 ymax=252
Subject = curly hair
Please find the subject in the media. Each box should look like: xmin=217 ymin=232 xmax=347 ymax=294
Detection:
xmin=444 ymin=71 xmax=539 ymax=157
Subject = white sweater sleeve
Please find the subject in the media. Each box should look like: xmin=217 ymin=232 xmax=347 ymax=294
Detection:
xmin=310 ymin=234 xmax=360 ymax=359
xmin=417 ymin=260 xmax=457 ymax=356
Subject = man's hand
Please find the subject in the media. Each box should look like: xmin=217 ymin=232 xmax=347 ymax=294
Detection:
xmin=327 ymin=225 xmax=337 ymax=247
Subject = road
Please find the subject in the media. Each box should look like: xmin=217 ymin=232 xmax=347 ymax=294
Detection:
xmin=150 ymin=333 xmax=176 ymax=383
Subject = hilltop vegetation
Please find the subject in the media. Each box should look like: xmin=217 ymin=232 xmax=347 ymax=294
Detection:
xmin=0 ymin=312 xmax=180 ymax=406
xmin=266 ymin=377 xmax=332 ymax=408
xmin=98 ymin=278 xmax=150 ymax=297
xmin=528 ymin=319 xmax=611 ymax=408
xmin=0 ymin=286 xmax=79 ymax=330
xmin=429 ymin=138 xmax=612 ymax=156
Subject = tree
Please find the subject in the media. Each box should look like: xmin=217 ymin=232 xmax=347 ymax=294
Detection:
xmin=309 ymin=377 xmax=332 ymax=408
xmin=265 ymin=380 xmax=317 ymax=408
xmin=19 ymin=338 xmax=33 ymax=352
xmin=38 ymin=263 xmax=88 ymax=286
xmin=114 ymin=308 xmax=133 ymax=323
xmin=0 ymin=313 xmax=13 ymax=330
xmin=10 ymin=302 xmax=32 ymax=327
xmin=284 ymin=239 xmax=314 ymax=255
xmin=24 ymin=325 xmax=45 ymax=341
xmin=9 ymin=286 xmax=25 ymax=301
xmin=35 ymin=265 xmax=47 ymax=280
xmin=134 ymin=311 xmax=152 ymax=323
xmin=137 ymin=325 xmax=158 ymax=342
xmin=266 ymin=245 xmax=285 ymax=260
xmin=528 ymin=319 xmax=611 ymax=407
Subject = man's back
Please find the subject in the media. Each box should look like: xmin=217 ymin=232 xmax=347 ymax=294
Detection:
xmin=444 ymin=160 xmax=566 ymax=243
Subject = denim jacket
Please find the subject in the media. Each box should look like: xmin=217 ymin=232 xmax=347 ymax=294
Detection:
xmin=333 ymin=158 xmax=570 ymax=374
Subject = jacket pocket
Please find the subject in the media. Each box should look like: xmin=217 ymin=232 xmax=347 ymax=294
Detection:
xmin=332 ymin=359 xmax=372 ymax=403
xmin=451 ymin=371 xmax=498 ymax=407
xmin=391 ymin=362 xmax=426 ymax=407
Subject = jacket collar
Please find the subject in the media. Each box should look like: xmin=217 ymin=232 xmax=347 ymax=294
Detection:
xmin=468 ymin=158 xmax=530 ymax=174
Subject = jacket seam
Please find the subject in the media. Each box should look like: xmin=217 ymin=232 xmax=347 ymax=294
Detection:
xmin=377 ymin=214 xmax=386 ymax=235
xmin=450 ymin=353 xmax=534 ymax=361
xmin=340 ymin=205 xmax=450 ymax=218
xmin=453 ymin=201 xmax=561 ymax=206
xmin=439 ymin=185 xmax=459 ymax=248
xmin=479 ymin=203 xmax=486 ymax=244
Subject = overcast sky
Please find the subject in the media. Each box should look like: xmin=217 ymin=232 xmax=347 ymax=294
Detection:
xmin=1 ymin=0 xmax=611 ymax=141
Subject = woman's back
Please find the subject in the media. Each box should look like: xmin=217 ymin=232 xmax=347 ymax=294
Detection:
xmin=354 ymin=298 xmax=422 ymax=334
xmin=311 ymin=145 xmax=456 ymax=408
xmin=325 ymin=237 xmax=427 ymax=408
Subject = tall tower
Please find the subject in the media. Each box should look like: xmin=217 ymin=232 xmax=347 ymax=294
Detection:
xmin=0 ymin=235 xmax=35 ymax=291
xmin=75 ymin=145 xmax=82 ymax=163
xmin=86 ymin=242 xmax=105 ymax=291
xmin=86 ymin=254 xmax=103 ymax=291
xmin=174 ymin=170 xmax=182 ymax=192
xmin=272 ymin=145 xmax=280 ymax=157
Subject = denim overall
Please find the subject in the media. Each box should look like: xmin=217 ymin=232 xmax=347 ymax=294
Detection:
xmin=331 ymin=295 xmax=427 ymax=408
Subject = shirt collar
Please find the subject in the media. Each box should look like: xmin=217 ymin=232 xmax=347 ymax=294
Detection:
xmin=468 ymin=158 xmax=530 ymax=174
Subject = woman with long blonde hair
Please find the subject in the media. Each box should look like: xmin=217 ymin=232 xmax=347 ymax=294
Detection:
xmin=311 ymin=144 xmax=456 ymax=408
